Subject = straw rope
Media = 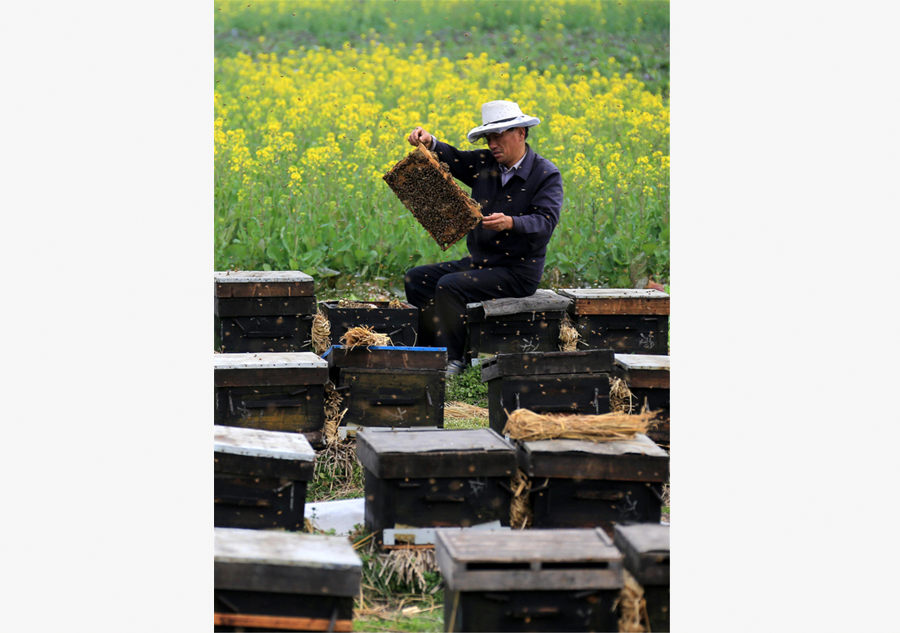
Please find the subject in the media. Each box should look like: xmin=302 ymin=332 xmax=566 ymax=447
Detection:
xmin=509 ymin=468 xmax=533 ymax=529
xmin=617 ymin=569 xmax=650 ymax=632
xmin=324 ymin=382 xmax=348 ymax=446
xmin=503 ymin=408 xmax=655 ymax=443
xmin=558 ymin=313 xmax=581 ymax=352
xmin=609 ymin=377 xmax=635 ymax=414
xmin=311 ymin=309 xmax=331 ymax=354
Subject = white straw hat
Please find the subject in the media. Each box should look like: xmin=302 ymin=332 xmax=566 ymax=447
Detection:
xmin=466 ymin=100 xmax=541 ymax=143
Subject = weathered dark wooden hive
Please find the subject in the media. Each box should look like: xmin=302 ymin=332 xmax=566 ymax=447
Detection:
xmin=215 ymin=271 xmax=316 ymax=353
xmin=480 ymin=349 xmax=615 ymax=435
xmin=614 ymin=523 xmax=670 ymax=632
xmin=214 ymin=425 xmax=315 ymax=531
xmin=517 ymin=435 xmax=669 ymax=534
xmin=213 ymin=352 xmax=328 ymax=448
xmin=615 ymin=353 xmax=670 ymax=449
xmin=319 ymin=300 xmax=418 ymax=348
xmin=356 ymin=428 xmax=516 ymax=539
xmin=557 ymin=288 xmax=669 ymax=355
xmin=436 ymin=528 xmax=623 ymax=632
xmin=214 ymin=527 xmax=361 ymax=632
xmin=382 ymin=144 xmax=483 ymax=251
xmin=323 ymin=345 xmax=447 ymax=431
xmin=466 ymin=300 xmax=569 ymax=360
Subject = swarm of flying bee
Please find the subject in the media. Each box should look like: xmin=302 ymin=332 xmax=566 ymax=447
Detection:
xmin=383 ymin=145 xmax=483 ymax=250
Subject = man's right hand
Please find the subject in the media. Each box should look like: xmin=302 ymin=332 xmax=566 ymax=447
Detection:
xmin=408 ymin=126 xmax=433 ymax=147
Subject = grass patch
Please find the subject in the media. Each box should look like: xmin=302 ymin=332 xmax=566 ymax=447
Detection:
xmin=308 ymin=439 xmax=364 ymax=502
xmin=446 ymin=366 xmax=488 ymax=408
xmin=445 ymin=417 xmax=488 ymax=430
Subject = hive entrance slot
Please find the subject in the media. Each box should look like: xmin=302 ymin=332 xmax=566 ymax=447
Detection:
xmin=466 ymin=562 xmax=531 ymax=571
xmin=542 ymin=561 xmax=609 ymax=570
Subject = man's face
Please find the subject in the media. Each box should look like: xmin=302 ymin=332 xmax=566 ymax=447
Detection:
xmin=485 ymin=127 xmax=526 ymax=167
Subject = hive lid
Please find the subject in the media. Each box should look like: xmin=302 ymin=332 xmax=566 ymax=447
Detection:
xmin=214 ymin=270 xmax=314 ymax=298
xmin=215 ymin=528 xmax=361 ymax=596
xmin=214 ymin=352 xmax=327 ymax=370
xmin=214 ymin=352 xmax=328 ymax=388
xmin=480 ymin=349 xmax=614 ymax=381
xmin=436 ymin=528 xmax=623 ymax=592
xmin=614 ymin=354 xmax=670 ymax=372
xmin=615 ymin=353 xmax=670 ymax=389
xmin=214 ymin=425 xmax=315 ymax=462
xmin=356 ymin=428 xmax=516 ymax=479
xmin=215 ymin=271 xmax=313 ymax=284
xmin=558 ymin=288 xmax=669 ymax=315
xmin=518 ymin=435 xmax=669 ymax=481
xmin=613 ymin=524 xmax=670 ymax=586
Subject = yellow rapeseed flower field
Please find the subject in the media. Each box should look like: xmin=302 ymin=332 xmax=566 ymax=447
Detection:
xmin=215 ymin=33 xmax=669 ymax=288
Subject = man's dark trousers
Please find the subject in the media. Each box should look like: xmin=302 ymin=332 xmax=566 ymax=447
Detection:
xmin=404 ymin=257 xmax=539 ymax=362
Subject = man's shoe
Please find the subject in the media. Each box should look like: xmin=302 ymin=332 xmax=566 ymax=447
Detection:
xmin=446 ymin=359 xmax=466 ymax=378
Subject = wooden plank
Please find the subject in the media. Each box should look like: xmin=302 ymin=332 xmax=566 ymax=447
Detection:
xmin=573 ymin=297 xmax=669 ymax=315
xmin=214 ymin=367 xmax=327 ymax=388
xmin=215 ymin=425 xmax=315 ymax=462
xmin=215 ymin=296 xmax=317 ymax=317
xmin=213 ymin=613 xmax=353 ymax=632
xmin=623 ymin=369 xmax=669 ymax=390
xmin=558 ymin=288 xmax=669 ymax=301
xmin=480 ymin=349 xmax=615 ymax=382
xmin=518 ymin=437 xmax=669 ymax=482
xmin=214 ymin=451 xmax=315 ymax=482
xmin=216 ymin=281 xmax=314 ymax=298
xmin=356 ymin=430 xmax=516 ymax=479
xmin=614 ymin=354 xmax=670 ymax=372
xmin=324 ymin=345 xmax=447 ymax=371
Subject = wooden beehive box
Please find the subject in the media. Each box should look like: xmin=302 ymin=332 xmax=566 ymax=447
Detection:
xmin=356 ymin=428 xmax=516 ymax=538
xmin=215 ymin=271 xmax=316 ymax=353
xmin=322 ymin=345 xmax=447 ymax=431
xmin=382 ymin=144 xmax=483 ymax=250
xmin=517 ymin=435 xmax=669 ymax=534
xmin=319 ymin=300 xmax=418 ymax=348
xmin=480 ymin=349 xmax=615 ymax=435
xmin=558 ymin=288 xmax=669 ymax=355
xmin=614 ymin=523 xmax=670 ymax=632
xmin=213 ymin=352 xmax=328 ymax=448
xmin=214 ymin=527 xmax=361 ymax=632
xmin=466 ymin=304 xmax=567 ymax=358
xmin=214 ymin=425 xmax=315 ymax=531
xmin=615 ymin=353 xmax=671 ymax=449
xmin=436 ymin=528 xmax=623 ymax=632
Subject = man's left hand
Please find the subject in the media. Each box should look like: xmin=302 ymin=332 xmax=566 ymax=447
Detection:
xmin=482 ymin=213 xmax=514 ymax=232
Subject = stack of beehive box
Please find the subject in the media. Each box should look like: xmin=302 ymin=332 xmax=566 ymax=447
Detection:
xmin=322 ymin=344 xmax=447 ymax=436
xmin=213 ymin=271 xmax=363 ymax=631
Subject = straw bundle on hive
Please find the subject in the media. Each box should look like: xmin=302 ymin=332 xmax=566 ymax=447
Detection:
xmin=311 ymin=309 xmax=332 ymax=354
xmin=503 ymin=408 xmax=656 ymax=443
xmin=609 ymin=377 xmax=635 ymax=414
xmin=617 ymin=569 xmax=650 ymax=632
xmin=388 ymin=298 xmax=404 ymax=309
xmin=382 ymin=144 xmax=483 ymax=251
xmin=509 ymin=469 xmax=533 ymax=529
xmin=340 ymin=325 xmax=392 ymax=350
xmin=324 ymin=382 xmax=348 ymax=445
xmin=558 ymin=314 xmax=581 ymax=352
xmin=444 ymin=401 xmax=489 ymax=421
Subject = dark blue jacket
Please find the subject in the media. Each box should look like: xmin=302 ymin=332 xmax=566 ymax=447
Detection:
xmin=432 ymin=140 xmax=564 ymax=285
